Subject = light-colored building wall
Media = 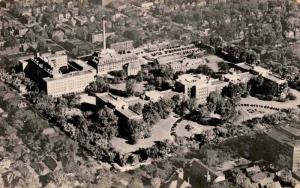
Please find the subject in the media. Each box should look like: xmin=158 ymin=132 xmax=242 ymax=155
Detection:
xmin=266 ymin=127 xmax=300 ymax=173
xmin=45 ymin=69 xmax=95 ymax=96
xmin=39 ymin=53 xmax=68 ymax=69
xmin=97 ymin=54 xmax=140 ymax=74
xmin=293 ymin=146 xmax=300 ymax=172
xmin=176 ymin=74 xmax=227 ymax=104
xmin=21 ymin=52 xmax=96 ymax=97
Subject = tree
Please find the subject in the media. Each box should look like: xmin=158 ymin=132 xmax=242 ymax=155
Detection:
xmin=175 ymin=98 xmax=197 ymax=116
xmin=222 ymin=82 xmax=245 ymax=102
xmin=24 ymin=29 xmax=36 ymax=43
xmin=209 ymin=34 xmax=224 ymax=48
xmin=143 ymin=102 xmax=160 ymax=125
xmin=219 ymin=99 xmax=237 ymax=121
xmin=207 ymin=91 xmax=237 ymax=122
xmin=37 ymin=39 xmax=47 ymax=51
xmin=86 ymin=76 xmax=109 ymax=94
xmin=194 ymin=65 xmax=215 ymax=77
xmin=127 ymin=177 xmax=143 ymax=188
xmin=64 ymin=94 xmax=81 ymax=108
xmin=246 ymin=51 xmax=259 ymax=65
xmin=218 ymin=62 xmax=230 ymax=73
xmin=171 ymin=94 xmax=182 ymax=107
xmin=71 ymin=115 xmax=88 ymax=132
xmin=4 ymin=36 xmax=19 ymax=48
xmin=189 ymin=106 xmax=209 ymax=124
xmin=123 ymin=29 xmax=143 ymax=47
xmin=129 ymin=103 xmax=143 ymax=114
xmin=207 ymin=91 xmax=222 ymax=113
xmin=127 ymin=120 xmax=151 ymax=144
xmin=126 ymin=79 xmax=136 ymax=96
xmin=93 ymin=107 xmax=118 ymax=139
xmin=160 ymin=65 xmax=174 ymax=79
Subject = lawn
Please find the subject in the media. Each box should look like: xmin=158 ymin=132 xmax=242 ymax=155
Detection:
xmin=109 ymin=82 xmax=147 ymax=94
xmin=204 ymin=55 xmax=223 ymax=72
xmin=175 ymin=120 xmax=214 ymax=138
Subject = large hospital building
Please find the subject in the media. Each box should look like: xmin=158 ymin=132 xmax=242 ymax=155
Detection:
xmin=90 ymin=49 xmax=141 ymax=75
xmin=176 ymin=74 xmax=228 ymax=104
xmin=266 ymin=126 xmax=300 ymax=179
xmin=20 ymin=51 xmax=96 ymax=96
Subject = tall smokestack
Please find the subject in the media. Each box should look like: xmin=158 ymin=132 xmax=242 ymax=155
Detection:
xmin=102 ymin=17 xmax=106 ymax=50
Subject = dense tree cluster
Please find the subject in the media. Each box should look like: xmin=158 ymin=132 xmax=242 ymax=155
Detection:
xmin=218 ymin=61 xmax=230 ymax=73
xmin=207 ymin=91 xmax=237 ymax=122
xmin=167 ymin=0 xmax=298 ymax=44
xmin=126 ymin=120 xmax=151 ymax=144
xmin=189 ymin=64 xmax=216 ymax=78
xmin=135 ymin=140 xmax=178 ymax=161
xmin=248 ymin=75 xmax=288 ymax=100
xmin=222 ymin=82 xmax=248 ymax=101
xmin=129 ymin=103 xmax=143 ymax=115
xmin=137 ymin=63 xmax=175 ymax=90
xmin=85 ymin=76 xmax=110 ymax=94
xmin=126 ymin=79 xmax=136 ymax=96
xmin=143 ymin=99 xmax=174 ymax=125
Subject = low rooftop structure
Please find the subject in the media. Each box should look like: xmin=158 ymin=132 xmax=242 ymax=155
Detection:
xmin=95 ymin=93 xmax=143 ymax=121
xmin=222 ymin=72 xmax=252 ymax=84
xmin=234 ymin=63 xmax=287 ymax=88
xmin=146 ymin=44 xmax=202 ymax=60
xmin=184 ymin=158 xmax=227 ymax=187
xmin=96 ymin=92 xmax=128 ymax=110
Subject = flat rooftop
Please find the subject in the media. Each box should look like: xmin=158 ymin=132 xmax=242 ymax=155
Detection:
xmin=117 ymin=108 xmax=142 ymax=120
xmin=43 ymin=69 xmax=95 ymax=82
xmin=235 ymin=62 xmax=253 ymax=71
xmin=280 ymin=126 xmax=300 ymax=138
xmin=266 ymin=128 xmax=300 ymax=147
xmin=263 ymin=73 xmax=287 ymax=85
xmin=177 ymin=74 xmax=208 ymax=84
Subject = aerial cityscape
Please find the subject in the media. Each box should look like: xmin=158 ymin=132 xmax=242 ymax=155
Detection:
xmin=1 ymin=0 xmax=300 ymax=187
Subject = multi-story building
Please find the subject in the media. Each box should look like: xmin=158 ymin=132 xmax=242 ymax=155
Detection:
xmin=266 ymin=126 xmax=300 ymax=174
xmin=89 ymin=18 xmax=141 ymax=75
xmin=91 ymin=50 xmax=141 ymax=74
xmin=123 ymin=61 xmax=141 ymax=76
xmin=44 ymin=61 xmax=96 ymax=96
xmin=88 ymin=32 xmax=115 ymax=44
xmin=110 ymin=41 xmax=134 ymax=54
xmin=168 ymin=57 xmax=206 ymax=73
xmin=234 ymin=62 xmax=288 ymax=97
xmin=20 ymin=52 xmax=96 ymax=96
xmin=176 ymin=74 xmax=228 ymax=104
